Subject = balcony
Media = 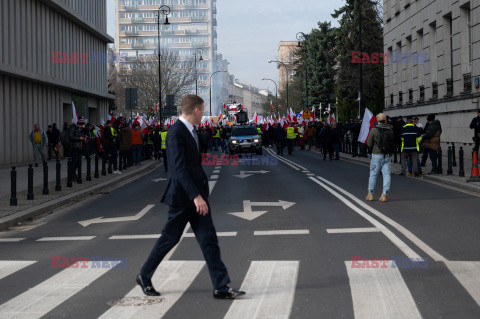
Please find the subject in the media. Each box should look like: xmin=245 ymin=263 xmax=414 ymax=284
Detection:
xmin=124 ymin=30 xmax=138 ymax=36
xmin=132 ymin=43 xmax=145 ymax=49
xmin=444 ymin=78 xmax=453 ymax=98
xmin=462 ymin=73 xmax=472 ymax=94
xmin=131 ymin=17 xmax=144 ymax=23
xmin=124 ymin=5 xmax=137 ymax=10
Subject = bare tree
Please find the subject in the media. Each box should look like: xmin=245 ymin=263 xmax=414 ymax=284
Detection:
xmin=110 ymin=49 xmax=196 ymax=116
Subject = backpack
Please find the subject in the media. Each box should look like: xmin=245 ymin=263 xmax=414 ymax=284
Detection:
xmin=377 ymin=127 xmax=395 ymax=155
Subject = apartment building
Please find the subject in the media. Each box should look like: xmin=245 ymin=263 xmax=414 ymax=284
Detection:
xmin=383 ymin=0 xmax=480 ymax=145
xmin=115 ymin=0 xmax=218 ymax=110
xmin=0 ymin=0 xmax=114 ymax=166
xmin=277 ymin=41 xmax=299 ymax=92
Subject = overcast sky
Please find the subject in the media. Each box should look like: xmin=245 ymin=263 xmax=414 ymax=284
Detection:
xmin=106 ymin=0 xmax=343 ymax=92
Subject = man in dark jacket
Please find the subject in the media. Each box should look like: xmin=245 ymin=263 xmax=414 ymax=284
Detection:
xmin=69 ymin=118 xmax=85 ymax=181
xmin=274 ymin=123 xmax=286 ymax=156
xmin=470 ymin=110 xmax=480 ymax=152
xmin=422 ymin=114 xmax=442 ymax=174
xmin=103 ymin=120 xmax=120 ymax=174
xmin=320 ymin=124 xmax=334 ymax=160
xmin=400 ymin=116 xmax=422 ymax=176
xmin=46 ymin=125 xmax=60 ymax=160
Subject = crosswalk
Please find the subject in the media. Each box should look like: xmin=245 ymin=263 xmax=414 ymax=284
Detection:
xmin=0 ymin=259 xmax=479 ymax=318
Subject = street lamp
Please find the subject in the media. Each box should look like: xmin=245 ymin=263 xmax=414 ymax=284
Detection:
xmin=194 ymin=48 xmax=204 ymax=96
xmin=268 ymin=60 xmax=289 ymax=113
xmin=261 ymin=78 xmax=278 ymax=115
xmin=296 ymin=32 xmax=308 ymax=110
xmin=157 ymin=5 xmax=170 ymax=122
xmin=209 ymin=70 xmax=227 ymax=116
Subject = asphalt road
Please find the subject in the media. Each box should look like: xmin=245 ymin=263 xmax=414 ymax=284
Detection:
xmin=0 ymin=146 xmax=479 ymax=319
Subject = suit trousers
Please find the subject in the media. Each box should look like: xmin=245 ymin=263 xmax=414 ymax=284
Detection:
xmin=141 ymin=203 xmax=231 ymax=290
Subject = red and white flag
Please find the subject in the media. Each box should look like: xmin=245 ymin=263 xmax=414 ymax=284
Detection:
xmin=270 ymin=100 xmax=273 ymax=111
xmin=72 ymin=102 xmax=78 ymax=124
xmin=312 ymin=106 xmax=316 ymax=122
xmin=358 ymin=108 xmax=376 ymax=144
xmin=254 ymin=112 xmax=258 ymax=124
xmin=327 ymin=114 xmax=336 ymax=124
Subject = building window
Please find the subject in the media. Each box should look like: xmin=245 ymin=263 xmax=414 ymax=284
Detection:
xmin=289 ymin=70 xmax=295 ymax=80
xmin=467 ymin=8 xmax=472 ymax=73
xmin=289 ymin=52 xmax=295 ymax=64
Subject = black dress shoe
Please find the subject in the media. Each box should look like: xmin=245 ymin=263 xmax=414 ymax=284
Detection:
xmin=136 ymin=274 xmax=161 ymax=297
xmin=213 ymin=287 xmax=246 ymax=299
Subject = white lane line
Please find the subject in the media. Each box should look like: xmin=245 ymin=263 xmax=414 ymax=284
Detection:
xmin=210 ymin=175 xmax=219 ymax=180
xmin=268 ymin=153 xmax=301 ymax=170
xmin=302 ymin=171 xmax=310 ymax=173
xmin=37 ymin=236 xmax=96 ymax=241
xmin=99 ymin=261 xmax=205 ymax=319
xmin=0 ymin=261 xmax=37 ymax=281
xmin=309 ymin=177 xmax=423 ymax=260
xmin=345 ymin=260 xmax=422 ymax=319
xmin=213 ymin=170 xmax=220 ymax=174
xmin=270 ymin=150 xmax=307 ymax=170
xmin=327 ymin=227 xmax=381 ymax=234
xmin=307 ymin=173 xmax=315 ymax=176
xmin=208 ymin=181 xmax=217 ymax=195
xmin=224 ymin=261 xmax=299 ymax=319
xmin=109 ymin=234 xmax=161 ymax=240
xmin=315 ymin=175 xmax=447 ymax=262
xmin=0 ymin=238 xmax=26 ymax=242
xmin=183 ymin=232 xmax=237 ymax=238
xmin=0 ymin=261 xmax=118 ymax=319
xmin=444 ymin=261 xmax=480 ymax=307
xmin=215 ymin=166 xmax=222 ymax=169
xmin=254 ymin=230 xmax=310 ymax=236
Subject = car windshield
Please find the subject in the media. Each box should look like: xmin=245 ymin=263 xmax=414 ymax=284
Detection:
xmin=232 ymin=127 xmax=258 ymax=137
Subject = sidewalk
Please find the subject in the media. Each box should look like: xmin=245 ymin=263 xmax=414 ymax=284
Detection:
xmin=337 ymin=150 xmax=480 ymax=194
xmin=0 ymin=159 xmax=161 ymax=230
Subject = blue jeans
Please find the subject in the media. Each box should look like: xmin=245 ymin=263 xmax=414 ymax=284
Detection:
xmin=407 ymin=156 xmax=423 ymax=173
xmin=368 ymin=154 xmax=391 ymax=194
xmin=132 ymin=145 xmax=142 ymax=164
xmin=333 ymin=142 xmax=340 ymax=159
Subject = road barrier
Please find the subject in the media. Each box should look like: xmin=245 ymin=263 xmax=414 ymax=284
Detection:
xmin=467 ymin=151 xmax=480 ymax=182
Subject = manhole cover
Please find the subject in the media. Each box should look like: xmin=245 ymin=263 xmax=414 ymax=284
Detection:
xmin=107 ymin=296 xmax=164 ymax=307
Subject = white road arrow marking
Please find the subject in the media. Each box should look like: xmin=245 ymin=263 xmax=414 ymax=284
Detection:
xmin=78 ymin=204 xmax=155 ymax=227
xmin=229 ymin=200 xmax=295 ymax=220
xmin=152 ymin=178 xmax=167 ymax=182
xmin=233 ymin=170 xmax=269 ymax=179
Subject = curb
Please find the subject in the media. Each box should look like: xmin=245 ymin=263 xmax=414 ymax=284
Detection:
xmin=0 ymin=161 xmax=160 ymax=231
xmin=337 ymin=153 xmax=480 ymax=195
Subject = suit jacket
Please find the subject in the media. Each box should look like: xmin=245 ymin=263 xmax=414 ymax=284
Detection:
xmin=161 ymin=120 xmax=209 ymax=207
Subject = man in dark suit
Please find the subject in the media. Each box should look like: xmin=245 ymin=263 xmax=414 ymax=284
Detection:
xmin=137 ymin=95 xmax=245 ymax=299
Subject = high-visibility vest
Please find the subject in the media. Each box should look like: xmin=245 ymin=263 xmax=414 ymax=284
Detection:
xmin=214 ymin=129 xmax=220 ymax=138
xmin=161 ymin=131 xmax=168 ymax=149
xmin=110 ymin=127 xmax=116 ymax=142
xmin=257 ymin=127 xmax=261 ymax=134
xmin=286 ymin=127 xmax=296 ymax=139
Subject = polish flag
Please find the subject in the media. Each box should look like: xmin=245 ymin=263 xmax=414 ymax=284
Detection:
xmin=254 ymin=112 xmax=258 ymax=124
xmin=270 ymin=100 xmax=273 ymax=111
xmin=72 ymin=102 xmax=78 ymax=124
xmin=358 ymin=108 xmax=376 ymax=144
xmin=223 ymin=103 xmax=227 ymax=112
xmin=312 ymin=106 xmax=315 ymax=122
xmin=327 ymin=114 xmax=336 ymax=124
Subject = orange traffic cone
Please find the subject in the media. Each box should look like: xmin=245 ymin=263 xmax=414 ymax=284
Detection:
xmin=467 ymin=151 xmax=480 ymax=182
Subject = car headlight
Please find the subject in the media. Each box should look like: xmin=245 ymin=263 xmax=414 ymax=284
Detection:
xmin=232 ymin=140 xmax=237 ymax=144
xmin=253 ymin=139 xmax=259 ymax=143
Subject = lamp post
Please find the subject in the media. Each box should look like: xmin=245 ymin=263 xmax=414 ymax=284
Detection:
xmin=268 ymin=60 xmax=289 ymax=113
xmin=157 ymin=5 xmax=171 ymax=122
xmin=296 ymin=32 xmax=308 ymax=110
xmin=261 ymin=78 xmax=278 ymax=114
xmin=194 ymin=48 xmax=204 ymax=96
xmin=209 ymin=70 xmax=227 ymax=116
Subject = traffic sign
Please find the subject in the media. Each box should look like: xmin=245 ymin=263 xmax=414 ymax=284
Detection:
xmin=303 ymin=109 xmax=311 ymax=119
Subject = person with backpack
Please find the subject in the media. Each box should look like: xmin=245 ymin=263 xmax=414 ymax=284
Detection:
xmin=366 ymin=113 xmax=394 ymax=202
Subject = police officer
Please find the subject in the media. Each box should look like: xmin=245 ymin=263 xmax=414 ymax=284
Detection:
xmin=470 ymin=110 xmax=480 ymax=152
xmin=286 ymin=124 xmax=296 ymax=155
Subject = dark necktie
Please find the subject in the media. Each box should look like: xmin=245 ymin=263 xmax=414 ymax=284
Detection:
xmin=192 ymin=128 xmax=199 ymax=152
